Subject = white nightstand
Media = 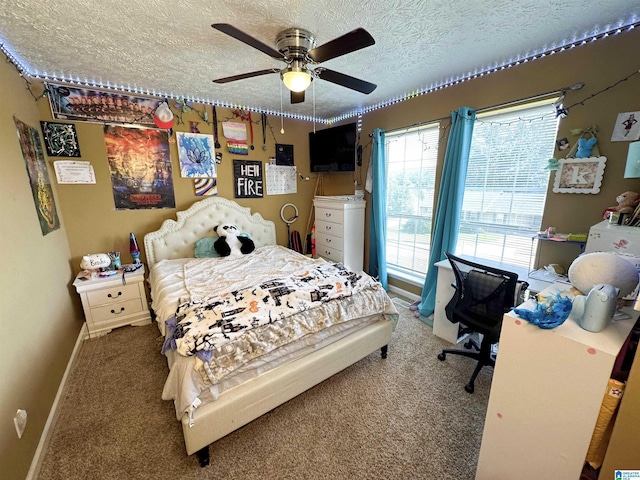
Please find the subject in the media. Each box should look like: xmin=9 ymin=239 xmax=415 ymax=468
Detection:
xmin=72 ymin=266 xmax=151 ymax=338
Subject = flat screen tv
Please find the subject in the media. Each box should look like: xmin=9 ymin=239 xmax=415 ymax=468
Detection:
xmin=309 ymin=122 xmax=357 ymax=172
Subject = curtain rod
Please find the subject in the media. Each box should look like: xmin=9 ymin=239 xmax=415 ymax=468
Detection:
xmin=373 ymin=82 xmax=584 ymax=136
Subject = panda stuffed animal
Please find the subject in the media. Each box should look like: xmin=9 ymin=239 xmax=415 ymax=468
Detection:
xmin=213 ymin=223 xmax=255 ymax=257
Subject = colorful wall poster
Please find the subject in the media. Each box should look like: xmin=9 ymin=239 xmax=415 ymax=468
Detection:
xmin=103 ymin=125 xmax=175 ymax=209
xmin=14 ymin=117 xmax=60 ymax=235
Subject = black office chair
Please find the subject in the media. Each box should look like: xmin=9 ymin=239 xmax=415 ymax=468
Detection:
xmin=437 ymin=252 xmax=521 ymax=393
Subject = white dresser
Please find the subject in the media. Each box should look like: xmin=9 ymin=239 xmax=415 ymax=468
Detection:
xmin=313 ymin=195 xmax=365 ymax=272
xmin=73 ymin=266 xmax=151 ymax=338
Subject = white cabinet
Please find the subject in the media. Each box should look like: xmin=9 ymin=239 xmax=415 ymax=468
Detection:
xmin=313 ymin=196 xmax=365 ymax=272
xmin=475 ymin=284 xmax=638 ymax=479
xmin=73 ymin=266 xmax=151 ymax=338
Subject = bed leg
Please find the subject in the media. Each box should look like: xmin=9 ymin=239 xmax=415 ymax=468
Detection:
xmin=381 ymin=345 xmax=388 ymax=359
xmin=196 ymin=446 xmax=210 ymax=467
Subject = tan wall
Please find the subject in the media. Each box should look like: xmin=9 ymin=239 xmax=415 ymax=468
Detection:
xmin=0 ymin=59 xmax=83 ymax=479
xmin=360 ymin=28 xmax=640 ymax=295
xmin=35 ymin=102 xmax=358 ymax=271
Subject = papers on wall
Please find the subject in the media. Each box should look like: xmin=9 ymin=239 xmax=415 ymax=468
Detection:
xmin=53 ymin=160 xmax=96 ymax=184
xmin=266 ymin=164 xmax=297 ymax=195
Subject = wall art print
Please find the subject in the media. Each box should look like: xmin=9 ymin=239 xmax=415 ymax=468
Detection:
xmin=104 ymin=125 xmax=175 ymax=210
xmin=176 ymin=132 xmax=217 ymax=178
xmin=40 ymin=121 xmax=81 ymax=157
xmin=611 ymin=111 xmax=640 ymax=142
xmin=47 ymin=83 xmax=162 ymax=125
xmin=14 ymin=117 xmax=60 ymax=235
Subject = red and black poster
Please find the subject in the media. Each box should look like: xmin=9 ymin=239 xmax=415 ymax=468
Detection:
xmin=104 ymin=125 xmax=175 ymax=209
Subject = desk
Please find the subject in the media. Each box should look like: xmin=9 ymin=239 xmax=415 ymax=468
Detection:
xmin=433 ymin=257 xmax=552 ymax=344
xmin=475 ymin=283 xmax=638 ymax=479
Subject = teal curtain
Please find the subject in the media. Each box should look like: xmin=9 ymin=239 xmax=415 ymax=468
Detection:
xmin=418 ymin=107 xmax=476 ymax=318
xmin=368 ymin=128 xmax=388 ymax=289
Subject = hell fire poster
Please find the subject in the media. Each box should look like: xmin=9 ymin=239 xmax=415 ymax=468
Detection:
xmin=104 ymin=125 xmax=175 ymax=209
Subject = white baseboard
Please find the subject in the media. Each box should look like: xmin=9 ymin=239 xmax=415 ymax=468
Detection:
xmin=26 ymin=323 xmax=87 ymax=480
xmin=388 ymin=284 xmax=421 ymax=302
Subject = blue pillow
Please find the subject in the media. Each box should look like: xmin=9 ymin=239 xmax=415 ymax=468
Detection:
xmin=194 ymin=236 xmax=220 ymax=258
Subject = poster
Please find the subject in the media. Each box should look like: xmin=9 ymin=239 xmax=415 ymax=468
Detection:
xmin=233 ymin=160 xmax=263 ymax=198
xmin=611 ymin=111 xmax=640 ymax=141
xmin=47 ymin=83 xmax=162 ymax=125
xmin=14 ymin=117 xmax=60 ymax=235
xmin=104 ymin=125 xmax=175 ymax=209
xmin=40 ymin=121 xmax=81 ymax=157
xmin=176 ymin=132 xmax=217 ymax=178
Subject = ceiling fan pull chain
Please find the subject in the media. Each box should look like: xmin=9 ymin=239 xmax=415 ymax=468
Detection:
xmin=313 ymin=79 xmax=316 ymax=133
xmin=280 ymin=80 xmax=285 ymax=134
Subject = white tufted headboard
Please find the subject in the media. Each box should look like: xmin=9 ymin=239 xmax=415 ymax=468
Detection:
xmin=144 ymin=197 xmax=276 ymax=266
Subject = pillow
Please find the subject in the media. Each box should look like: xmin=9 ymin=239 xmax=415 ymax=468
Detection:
xmin=194 ymin=236 xmax=220 ymax=258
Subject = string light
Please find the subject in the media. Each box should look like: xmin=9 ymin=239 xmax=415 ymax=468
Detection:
xmin=2 ymin=20 xmax=638 ymax=124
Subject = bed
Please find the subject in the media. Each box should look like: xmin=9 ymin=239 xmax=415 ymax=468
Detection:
xmin=143 ymin=196 xmax=398 ymax=467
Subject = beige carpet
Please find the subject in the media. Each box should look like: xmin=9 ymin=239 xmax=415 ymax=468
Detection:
xmin=36 ymin=298 xmax=492 ymax=480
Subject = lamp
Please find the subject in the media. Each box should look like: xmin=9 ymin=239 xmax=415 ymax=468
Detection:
xmin=624 ymin=141 xmax=640 ymax=178
xmin=281 ymin=61 xmax=312 ymax=92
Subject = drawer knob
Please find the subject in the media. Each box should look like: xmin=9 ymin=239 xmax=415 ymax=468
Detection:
xmin=325 ymin=213 xmax=332 ymax=217
xmin=110 ymin=307 xmax=125 ymax=315
xmin=326 ymin=226 xmax=331 ymax=230
xmin=326 ymin=238 xmax=331 ymax=243
xmin=108 ymin=291 xmax=122 ymax=298
xmin=325 ymin=250 xmax=330 ymax=255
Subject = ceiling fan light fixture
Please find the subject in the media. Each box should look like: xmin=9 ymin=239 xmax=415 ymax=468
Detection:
xmin=282 ymin=70 xmax=312 ymax=92
xmin=282 ymin=65 xmax=312 ymax=92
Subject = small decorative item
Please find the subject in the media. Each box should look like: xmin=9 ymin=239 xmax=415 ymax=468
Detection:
xmin=552 ymin=157 xmax=606 ymax=194
xmin=601 ymin=191 xmax=640 ymax=220
xmin=108 ymin=251 xmax=121 ymax=270
xmin=129 ymin=233 xmax=141 ymax=264
xmin=512 ymin=292 xmax=573 ymax=329
xmin=80 ymin=253 xmax=111 ymax=279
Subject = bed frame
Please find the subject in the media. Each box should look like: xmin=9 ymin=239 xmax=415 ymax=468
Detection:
xmin=144 ymin=196 xmax=393 ymax=467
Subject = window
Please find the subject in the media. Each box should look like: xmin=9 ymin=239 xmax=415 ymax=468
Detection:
xmin=455 ymin=101 xmax=559 ymax=268
xmin=385 ymin=124 xmax=440 ymax=283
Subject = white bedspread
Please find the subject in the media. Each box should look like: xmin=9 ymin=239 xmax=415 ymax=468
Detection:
xmin=148 ymin=245 xmax=398 ymax=420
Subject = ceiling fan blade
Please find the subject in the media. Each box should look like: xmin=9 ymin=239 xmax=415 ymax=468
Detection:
xmin=316 ymin=68 xmax=377 ymax=94
xmin=212 ymin=23 xmax=285 ymax=60
xmin=290 ymin=90 xmax=305 ymax=104
xmin=213 ymin=69 xmax=280 ymax=84
xmin=307 ymin=28 xmax=375 ymax=63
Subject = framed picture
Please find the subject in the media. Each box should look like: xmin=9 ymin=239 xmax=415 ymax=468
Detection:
xmin=552 ymin=156 xmax=606 ymax=194
xmin=40 ymin=121 xmax=81 ymax=157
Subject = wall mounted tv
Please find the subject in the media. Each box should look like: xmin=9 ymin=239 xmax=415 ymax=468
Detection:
xmin=309 ymin=122 xmax=357 ymax=172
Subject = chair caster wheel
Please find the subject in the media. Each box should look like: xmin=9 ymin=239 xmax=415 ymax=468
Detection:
xmin=464 ymin=340 xmax=474 ymax=349
xmin=464 ymin=384 xmax=474 ymax=394
xmin=437 ymin=352 xmax=446 ymax=361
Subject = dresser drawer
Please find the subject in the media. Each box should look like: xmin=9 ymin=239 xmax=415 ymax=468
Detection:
xmin=86 ymin=283 xmax=140 ymax=307
xmin=316 ymin=219 xmax=344 ymax=238
xmin=317 ymin=245 xmax=343 ymax=263
xmin=90 ymin=298 xmax=143 ymax=323
xmin=316 ymin=232 xmax=343 ymax=250
xmin=315 ymin=207 xmax=344 ymax=225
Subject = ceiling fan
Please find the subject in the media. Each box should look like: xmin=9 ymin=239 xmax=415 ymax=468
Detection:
xmin=211 ymin=23 xmax=377 ymax=104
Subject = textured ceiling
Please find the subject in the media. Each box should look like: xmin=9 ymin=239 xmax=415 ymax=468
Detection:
xmin=0 ymin=0 xmax=638 ymax=121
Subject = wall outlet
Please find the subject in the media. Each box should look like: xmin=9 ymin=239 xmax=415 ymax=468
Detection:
xmin=14 ymin=409 xmax=27 ymax=439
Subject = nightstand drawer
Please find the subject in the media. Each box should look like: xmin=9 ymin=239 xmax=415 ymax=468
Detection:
xmin=315 ymin=207 xmax=344 ymax=225
xmin=90 ymin=298 xmax=143 ymax=323
xmin=316 ymin=219 xmax=344 ymax=238
xmin=317 ymin=245 xmax=343 ymax=263
xmin=86 ymin=283 xmax=140 ymax=307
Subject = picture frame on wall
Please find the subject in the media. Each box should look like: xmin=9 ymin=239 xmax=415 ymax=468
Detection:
xmin=40 ymin=121 xmax=81 ymax=157
xmin=552 ymin=156 xmax=606 ymax=194
xmin=611 ymin=111 xmax=640 ymax=142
